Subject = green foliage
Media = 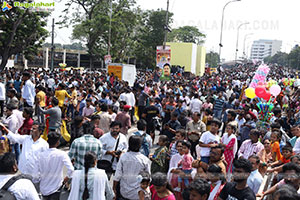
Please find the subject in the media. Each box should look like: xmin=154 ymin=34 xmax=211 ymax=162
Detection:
xmin=133 ymin=9 xmax=173 ymax=68
xmin=263 ymin=52 xmax=289 ymax=67
xmin=168 ymin=26 xmax=206 ymax=44
xmin=59 ymin=0 xmax=138 ymax=67
xmin=206 ymin=51 xmax=220 ymax=67
xmin=0 ymin=0 xmax=49 ymax=70
xmin=288 ymin=46 xmax=300 ymax=69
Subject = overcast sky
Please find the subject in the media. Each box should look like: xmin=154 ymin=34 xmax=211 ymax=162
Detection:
xmin=46 ymin=0 xmax=300 ymax=61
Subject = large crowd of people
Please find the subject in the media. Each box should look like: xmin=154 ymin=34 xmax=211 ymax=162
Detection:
xmin=0 ymin=64 xmax=300 ymax=200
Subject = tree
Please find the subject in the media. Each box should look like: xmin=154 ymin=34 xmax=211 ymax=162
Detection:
xmin=288 ymin=47 xmax=300 ymax=69
xmin=59 ymin=0 xmax=137 ymax=68
xmin=133 ymin=9 xmax=173 ymax=68
xmin=263 ymin=52 xmax=289 ymax=66
xmin=206 ymin=51 xmax=219 ymax=67
xmin=167 ymin=26 xmax=206 ymax=45
xmin=0 ymin=1 xmax=49 ymax=71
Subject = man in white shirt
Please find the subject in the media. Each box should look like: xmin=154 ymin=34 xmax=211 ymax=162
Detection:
xmin=114 ymin=135 xmax=151 ymax=200
xmin=0 ymin=78 xmax=5 ymax=117
xmin=190 ymin=93 xmax=202 ymax=114
xmin=0 ymin=121 xmax=49 ymax=184
xmin=0 ymin=152 xmax=40 ymax=200
xmin=21 ymin=71 xmax=36 ymax=107
xmin=99 ymin=121 xmax=128 ymax=178
xmin=199 ymin=119 xmax=221 ymax=164
xmin=38 ymin=132 xmax=74 ymax=199
xmin=247 ymin=155 xmax=263 ymax=194
xmin=127 ymin=89 xmax=136 ymax=124
xmin=3 ymin=105 xmax=19 ymax=134
xmin=47 ymin=75 xmax=55 ymax=89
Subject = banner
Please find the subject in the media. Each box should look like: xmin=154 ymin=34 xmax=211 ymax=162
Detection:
xmin=156 ymin=46 xmax=171 ymax=69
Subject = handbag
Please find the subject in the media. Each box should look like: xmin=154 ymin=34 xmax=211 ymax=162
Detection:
xmin=98 ymin=136 xmax=120 ymax=173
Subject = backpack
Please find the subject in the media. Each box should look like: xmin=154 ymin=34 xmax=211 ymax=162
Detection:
xmin=133 ymin=131 xmax=150 ymax=157
xmin=0 ymin=174 xmax=32 ymax=200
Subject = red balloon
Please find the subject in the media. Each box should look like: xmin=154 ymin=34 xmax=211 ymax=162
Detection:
xmin=255 ymin=86 xmax=266 ymax=98
xmin=262 ymin=91 xmax=271 ymax=101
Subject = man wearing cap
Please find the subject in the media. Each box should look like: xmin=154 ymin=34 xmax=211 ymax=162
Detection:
xmin=115 ymin=105 xmax=131 ymax=135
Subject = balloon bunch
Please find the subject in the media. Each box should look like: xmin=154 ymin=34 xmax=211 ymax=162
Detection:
xmin=245 ymin=65 xmax=282 ymax=123
xmin=249 ymin=64 xmax=270 ymax=89
xmin=267 ymin=80 xmax=277 ymax=89
xmin=281 ymin=78 xmax=295 ymax=87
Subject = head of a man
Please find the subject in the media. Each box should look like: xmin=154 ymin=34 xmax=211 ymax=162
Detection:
xmin=188 ymin=178 xmax=210 ymax=200
xmin=249 ymin=155 xmax=260 ymax=171
xmin=31 ymin=121 xmax=40 ymax=139
xmin=0 ymin=152 xmax=18 ymax=174
xmin=137 ymin=119 xmax=147 ymax=131
xmin=193 ymin=112 xmax=201 ymax=122
xmin=110 ymin=121 xmax=122 ymax=137
xmin=47 ymin=131 xmax=61 ymax=148
xmin=23 ymin=107 xmax=33 ymax=119
xmin=227 ymin=110 xmax=237 ymax=122
xmin=209 ymin=145 xmax=224 ymax=163
xmin=233 ymin=158 xmax=252 ymax=183
xmin=128 ymin=135 xmax=142 ymax=152
xmin=282 ymin=162 xmax=300 ymax=190
xmin=51 ymin=97 xmax=59 ymax=107
xmin=249 ymin=129 xmax=260 ymax=144
xmin=22 ymin=72 xmax=31 ymax=81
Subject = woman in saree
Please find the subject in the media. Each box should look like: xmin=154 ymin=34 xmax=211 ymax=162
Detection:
xmin=220 ymin=123 xmax=238 ymax=180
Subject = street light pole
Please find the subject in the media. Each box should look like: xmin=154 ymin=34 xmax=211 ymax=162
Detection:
xmin=108 ymin=0 xmax=112 ymax=55
xmin=163 ymin=0 xmax=170 ymax=50
xmin=218 ymin=0 xmax=241 ymax=63
xmin=243 ymin=33 xmax=253 ymax=59
xmin=235 ymin=22 xmax=249 ymax=62
xmin=50 ymin=18 xmax=55 ymax=71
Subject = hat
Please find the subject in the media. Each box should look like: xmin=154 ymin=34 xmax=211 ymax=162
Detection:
xmin=123 ymin=105 xmax=131 ymax=111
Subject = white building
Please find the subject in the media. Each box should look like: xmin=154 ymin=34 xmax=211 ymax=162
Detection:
xmin=250 ymin=40 xmax=282 ymax=61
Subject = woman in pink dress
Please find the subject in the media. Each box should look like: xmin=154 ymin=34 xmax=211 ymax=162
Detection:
xmin=221 ymin=123 xmax=238 ymax=180
xmin=150 ymin=172 xmax=176 ymax=200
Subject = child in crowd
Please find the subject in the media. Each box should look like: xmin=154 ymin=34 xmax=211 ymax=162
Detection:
xmin=268 ymin=145 xmax=294 ymax=173
xmin=270 ymin=130 xmax=282 ymax=161
xmin=0 ymin=135 xmax=10 ymax=155
xmin=150 ymin=172 xmax=176 ymax=200
xmin=151 ymin=135 xmax=169 ymax=174
xmin=174 ymin=140 xmax=193 ymax=192
xmin=138 ymin=171 xmax=151 ymax=200
xmin=199 ymin=118 xmax=221 ymax=164
xmin=169 ymin=129 xmax=186 ymax=157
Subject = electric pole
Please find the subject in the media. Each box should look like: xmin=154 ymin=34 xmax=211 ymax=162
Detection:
xmin=50 ymin=18 xmax=55 ymax=71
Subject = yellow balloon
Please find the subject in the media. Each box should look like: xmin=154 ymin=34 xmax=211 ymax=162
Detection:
xmin=245 ymin=87 xmax=256 ymax=99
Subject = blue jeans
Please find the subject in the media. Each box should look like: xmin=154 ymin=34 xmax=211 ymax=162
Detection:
xmin=11 ymin=143 xmax=20 ymax=162
xmin=201 ymin=156 xmax=210 ymax=164
xmin=178 ymin=169 xmax=193 ymax=187
xmin=213 ymin=109 xmax=222 ymax=120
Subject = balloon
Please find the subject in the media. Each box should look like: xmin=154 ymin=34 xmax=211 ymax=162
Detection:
xmin=270 ymin=85 xmax=281 ymax=96
xmin=262 ymin=91 xmax=271 ymax=101
xmin=267 ymin=80 xmax=277 ymax=88
xmin=245 ymin=88 xmax=256 ymax=99
xmin=255 ymin=86 xmax=267 ymax=98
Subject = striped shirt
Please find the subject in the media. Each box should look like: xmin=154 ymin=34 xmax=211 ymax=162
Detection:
xmin=68 ymin=135 xmax=102 ymax=170
xmin=214 ymin=98 xmax=225 ymax=111
xmin=238 ymin=139 xmax=264 ymax=159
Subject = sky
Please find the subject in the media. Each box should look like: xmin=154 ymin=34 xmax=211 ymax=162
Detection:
xmin=45 ymin=0 xmax=300 ymax=61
